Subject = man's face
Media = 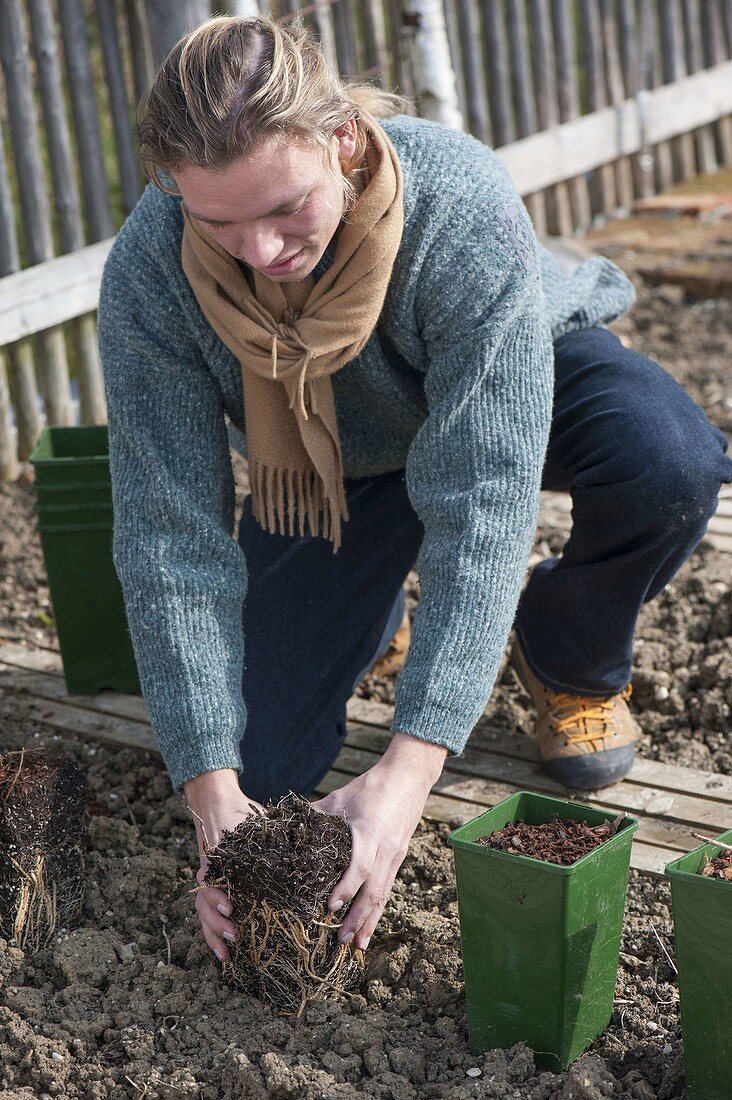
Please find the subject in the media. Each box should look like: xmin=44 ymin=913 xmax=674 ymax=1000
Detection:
xmin=173 ymin=123 xmax=357 ymax=282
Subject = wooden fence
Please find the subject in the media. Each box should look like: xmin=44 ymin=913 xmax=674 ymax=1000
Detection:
xmin=0 ymin=0 xmax=731 ymax=478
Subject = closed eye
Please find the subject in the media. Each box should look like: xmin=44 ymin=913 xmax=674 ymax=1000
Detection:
xmin=205 ymin=202 xmax=308 ymax=231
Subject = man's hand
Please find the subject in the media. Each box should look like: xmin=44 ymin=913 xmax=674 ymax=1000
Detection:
xmin=310 ymin=732 xmax=447 ymax=951
xmin=184 ymin=768 xmax=265 ymax=964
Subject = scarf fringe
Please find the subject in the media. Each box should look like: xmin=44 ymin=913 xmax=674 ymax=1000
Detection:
xmin=249 ymin=459 xmax=349 ymax=553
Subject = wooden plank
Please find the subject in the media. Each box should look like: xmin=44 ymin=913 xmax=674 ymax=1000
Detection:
xmin=551 ymin=0 xmax=592 ymax=228
xmin=0 ymin=688 xmax=158 ymax=756
xmin=0 ymin=654 xmax=698 ymax=877
xmin=497 ymin=61 xmax=732 ymax=196
xmin=343 ymin=724 xmax=732 ymax=833
xmin=0 ymin=240 xmax=114 ymax=345
xmin=4 ymin=643 xmax=731 ymax=808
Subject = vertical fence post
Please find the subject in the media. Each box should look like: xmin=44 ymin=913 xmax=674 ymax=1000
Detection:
xmin=145 ymin=0 xmax=211 ymax=67
xmin=551 ymin=0 xmax=592 ymax=229
xmin=401 ymin=0 xmax=464 ymax=129
xmin=505 ymin=0 xmax=546 ymax=233
xmin=581 ymin=0 xmax=618 ymax=218
xmin=599 ymin=0 xmax=636 ymax=210
xmin=125 ymin=0 xmax=157 ymax=102
xmin=617 ymin=0 xmax=653 ymax=198
xmin=455 ymin=0 xmax=492 ymax=144
xmin=26 ymin=0 xmax=107 ymax=428
xmin=660 ymin=0 xmax=697 ymax=181
xmin=0 ymin=0 xmax=73 ymax=430
xmin=57 ymin=0 xmax=115 ymax=241
xmin=701 ymin=0 xmax=732 ymax=164
xmin=0 ymin=352 xmax=19 ymax=480
xmin=97 ymin=0 xmax=144 ymax=216
xmin=527 ymin=0 xmax=572 ymax=235
xmin=682 ymin=0 xmax=719 ymax=175
xmin=482 ymin=0 xmax=515 ymax=147
xmin=361 ymin=0 xmax=390 ymax=84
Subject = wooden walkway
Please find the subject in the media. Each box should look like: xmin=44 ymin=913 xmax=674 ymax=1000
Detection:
xmin=2 ymin=641 xmax=731 ymax=878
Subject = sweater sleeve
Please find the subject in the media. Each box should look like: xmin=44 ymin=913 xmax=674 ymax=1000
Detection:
xmin=97 ymin=235 xmax=248 ymax=792
xmin=392 ymin=180 xmax=554 ymax=755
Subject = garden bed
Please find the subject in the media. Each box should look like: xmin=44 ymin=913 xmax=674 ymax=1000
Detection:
xmin=0 ymin=260 xmax=729 ymax=1096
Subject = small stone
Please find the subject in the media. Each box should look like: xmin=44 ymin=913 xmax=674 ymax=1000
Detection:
xmin=654 ymin=686 xmax=669 ymax=702
xmin=50 ymin=1051 xmax=64 ymax=1062
xmin=115 ymin=942 xmax=136 ymax=962
xmin=647 ymin=1020 xmax=658 ymax=1031
xmin=466 ymin=1067 xmax=481 ymax=1078
xmin=662 ymin=1043 xmax=672 ymax=1055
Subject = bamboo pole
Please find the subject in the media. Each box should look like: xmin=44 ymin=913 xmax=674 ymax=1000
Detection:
xmin=660 ymin=0 xmax=697 ymax=181
xmin=481 ymin=0 xmax=515 ymax=146
xmin=701 ymin=0 xmax=732 ymax=164
xmin=57 ymin=0 xmax=115 ymax=242
xmin=527 ymin=0 xmax=572 ymax=235
xmin=682 ymin=0 xmax=719 ymax=174
xmin=580 ymin=0 xmax=617 ymax=219
xmin=97 ymin=0 xmax=144 ymax=215
xmin=26 ymin=0 xmax=107 ymax=427
xmin=550 ymin=0 xmax=592 ymax=228
xmin=401 ymin=0 xmax=464 ymax=128
xmin=456 ymin=0 xmax=491 ymax=143
xmin=125 ymin=0 xmax=156 ymax=103
xmin=0 ymin=0 xmax=72 ymax=430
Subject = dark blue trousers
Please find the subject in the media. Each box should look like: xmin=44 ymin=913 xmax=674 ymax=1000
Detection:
xmin=238 ymin=326 xmax=732 ymax=803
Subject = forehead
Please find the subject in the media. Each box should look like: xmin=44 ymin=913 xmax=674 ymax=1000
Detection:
xmin=174 ymin=137 xmax=328 ymax=221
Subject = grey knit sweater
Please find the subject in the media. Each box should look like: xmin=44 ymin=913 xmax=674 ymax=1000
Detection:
xmin=97 ymin=114 xmax=636 ymax=792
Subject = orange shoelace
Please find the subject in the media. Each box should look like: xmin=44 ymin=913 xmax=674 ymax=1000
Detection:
xmin=548 ymin=684 xmax=633 ymax=745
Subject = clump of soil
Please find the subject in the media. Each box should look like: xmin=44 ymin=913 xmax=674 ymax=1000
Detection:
xmin=0 ymin=748 xmax=88 ymax=952
xmin=700 ymin=850 xmax=732 ymax=880
xmin=203 ymin=792 xmax=364 ymax=1016
xmin=478 ymin=814 xmax=624 ymax=866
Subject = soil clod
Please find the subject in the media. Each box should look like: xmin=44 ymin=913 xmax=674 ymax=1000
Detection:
xmin=478 ymin=814 xmax=621 ymax=865
xmin=203 ymin=792 xmax=364 ymax=1015
xmin=0 ymin=748 xmax=88 ymax=952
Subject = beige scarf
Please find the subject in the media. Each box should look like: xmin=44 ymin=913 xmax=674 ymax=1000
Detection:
xmin=181 ymin=116 xmax=404 ymax=553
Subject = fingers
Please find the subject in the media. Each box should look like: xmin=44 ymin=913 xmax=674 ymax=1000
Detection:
xmin=329 ymin=841 xmax=406 ymax=951
xmin=196 ymin=885 xmax=239 ymax=962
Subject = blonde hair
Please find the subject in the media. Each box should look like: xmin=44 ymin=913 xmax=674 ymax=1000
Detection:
xmin=138 ymin=15 xmax=410 ymax=213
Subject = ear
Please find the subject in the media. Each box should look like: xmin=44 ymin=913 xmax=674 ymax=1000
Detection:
xmin=334 ymin=115 xmax=358 ymax=170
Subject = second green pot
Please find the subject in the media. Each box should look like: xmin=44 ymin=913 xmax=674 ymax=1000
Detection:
xmin=666 ymin=830 xmax=732 ymax=1100
xmin=449 ymin=790 xmax=638 ymax=1070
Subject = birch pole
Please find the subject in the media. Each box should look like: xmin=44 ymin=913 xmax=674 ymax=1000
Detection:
xmin=401 ymin=0 xmax=464 ymax=130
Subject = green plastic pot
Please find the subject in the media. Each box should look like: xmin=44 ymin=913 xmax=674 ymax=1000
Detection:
xmin=666 ymin=830 xmax=732 ymax=1100
xmin=449 ymin=791 xmax=638 ymax=1070
xmin=29 ymin=426 xmax=140 ymax=696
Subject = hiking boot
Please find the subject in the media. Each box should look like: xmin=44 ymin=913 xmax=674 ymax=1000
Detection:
xmin=510 ymin=636 xmax=640 ymax=789
xmin=371 ymin=610 xmax=411 ymax=676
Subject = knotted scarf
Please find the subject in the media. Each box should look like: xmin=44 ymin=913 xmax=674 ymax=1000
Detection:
xmin=181 ymin=115 xmax=404 ymax=552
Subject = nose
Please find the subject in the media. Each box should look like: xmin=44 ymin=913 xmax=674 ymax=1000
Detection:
xmin=237 ymin=226 xmax=286 ymax=270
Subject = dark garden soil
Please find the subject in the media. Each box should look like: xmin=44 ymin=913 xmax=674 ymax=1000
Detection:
xmin=477 ymin=816 xmax=624 ymax=866
xmin=0 ymin=245 xmax=729 ymax=1096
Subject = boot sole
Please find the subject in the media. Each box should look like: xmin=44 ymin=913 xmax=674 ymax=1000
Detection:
xmin=544 ymin=744 xmax=636 ymax=790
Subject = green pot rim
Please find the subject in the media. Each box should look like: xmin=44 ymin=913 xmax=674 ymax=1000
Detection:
xmin=665 ymin=828 xmax=732 ymax=891
xmin=448 ymin=790 xmax=639 ymax=876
